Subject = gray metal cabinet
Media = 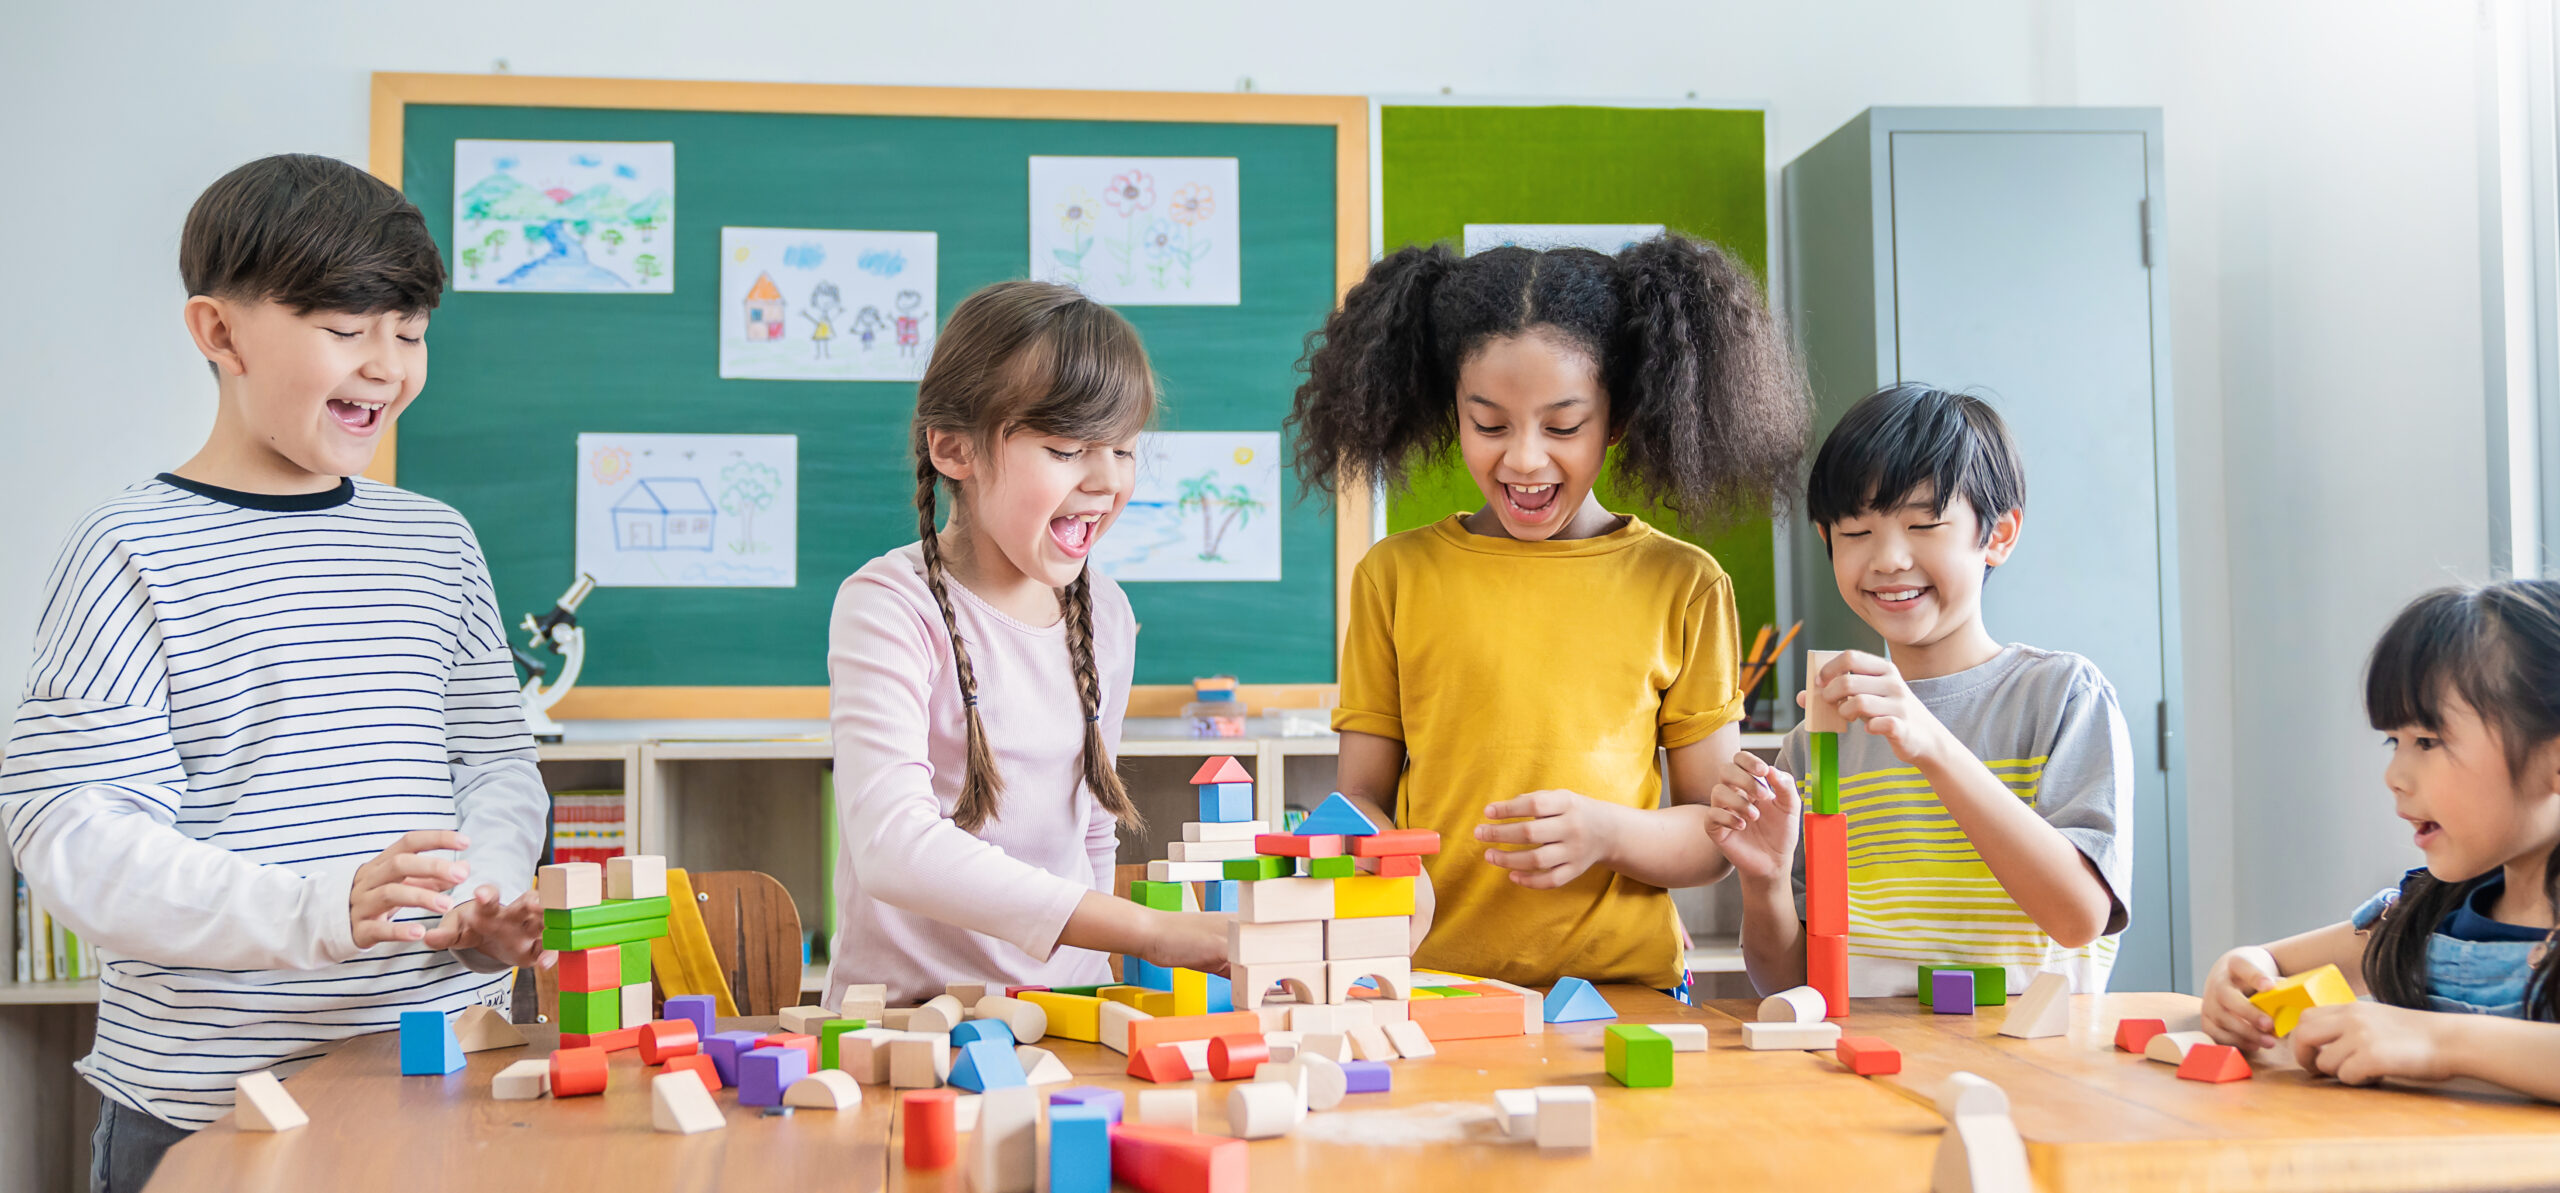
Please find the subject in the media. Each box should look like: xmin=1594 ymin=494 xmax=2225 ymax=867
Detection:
xmin=1783 ymin=108 xmax=2188 ymax=992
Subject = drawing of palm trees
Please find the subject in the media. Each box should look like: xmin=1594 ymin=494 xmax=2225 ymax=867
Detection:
xmin=1175 ymin=471 xmax=1265 ymax=563
xmin=718 ymin=460 xmax=782 ymax=555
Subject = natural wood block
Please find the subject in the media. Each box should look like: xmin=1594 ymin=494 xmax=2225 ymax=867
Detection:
xmin=651 ymin=1071 xmax=726 ymax=1134
xmin=1998 ymin=972 xmax=2071 ymax=1040
xmin=1382 ymin=1019 xmax=1436 ymax=1059
xmin=1804 ymin=650 xmax=1846 ymax=732
xmin=1651 ymin=1022 xmax=1709 ymax=1052
xmin=1322 ymin=916 xmax=1410 ymax=961
xmin=1227 ymin=1081 xmax=1298 ymax=1139
xmin=2144 ymin=1030 xmax=2213 ymax=1065
xmin=234 ymin=1071 xmax=307 ymax=1131
xmin=971 ymin=1086 xmax=1040 ymax=1193
xmin=783 ymin=1068 xmax=860 ymax=1109
xmin=891 ymin=1034 xmax=950 ymax=1088
xmin=489 ymin=1059 xmax=549 ymax=1100
xmin=1760 ymin=985 xmax=1828 ymax=1023
xmin=1231 ymin=961 xmax=1326 ymax=1010
xmin=910 ymin=993 xmax=967 ymax=1034
xmin=1326 ymin=956 xmax=1412 ymax=1004
xmin=1534 ymin=1085 xmax=1596 ymax=1149
xmin=1100 ymin=1001 xmax=1152 ymax=1054
xmin=1184 ymin=819 xmax=1269 ymax=842
xmin=1237 ymin=878 xmax=1334 ymax=923
xmin=537 ymin=862 xmax=602 ymax=910
xmin=607 ymin=854 xmax=666 ymax=900
xmin=974 ymin=995 xmax=1048 ymax=1045
xmin=1740 ymin=1021 xmax=1841 ymax=1051
xmin=1345 ymin=1024 xmax=1394 ymax=1062
xmin=1229 ymin=920 xmax=1325 ymax=965
xmin=451 ymin=1004 xmax=525 ymax=1053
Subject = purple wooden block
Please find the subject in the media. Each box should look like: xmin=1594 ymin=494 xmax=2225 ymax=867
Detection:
xmin=1049 ymin=1086 xmax=1125 ymax=1125
xmin=738 ymin=1045 xmax=809 ymax=1107
xmin=1340 ymin=1060 xmax=1391 ymax=1093
xmin=662 ymin=994 xmax=715 ymax=1041
xmin=705 ymin=1030 xmax=769 ymax=1085
xmin=1932 ymin=970 xmax=1976 ymax=1015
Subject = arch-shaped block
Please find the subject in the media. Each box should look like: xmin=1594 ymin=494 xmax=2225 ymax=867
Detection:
xmin=1326 ymin=957 xmax=1411 ymax=1004
xmin=1231 ymin=962 xmax=1325 ymax=1010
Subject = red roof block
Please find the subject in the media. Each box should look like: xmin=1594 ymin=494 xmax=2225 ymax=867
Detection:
xmin=1126 ymin=1043 xmax=1194 ymax=1083
xmin=2114 ymin=1018 xmax=2168 ymax=1054
xmin=2176 ymin=1043 xmax=2252 ymax=1083
xmin=1255 ymin=833 xmax=1343 ymax=858
xmin=1189 ymin=757 xmax=1252 ymax=786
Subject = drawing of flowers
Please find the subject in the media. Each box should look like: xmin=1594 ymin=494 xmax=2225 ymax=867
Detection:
xmin=1168 ymin=184 xmax=1213 ymax=226
xmin=1141 ymin=219 xmax=1180 ymax=287
xmin=1052 ymin=188 xmax=1098 ymax=284
xmin=1103 ymin=172 xmax=1154 ymax=216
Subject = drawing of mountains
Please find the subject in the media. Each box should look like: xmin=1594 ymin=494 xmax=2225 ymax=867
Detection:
xmin=460 ymin=173 xmax=672 ymax=227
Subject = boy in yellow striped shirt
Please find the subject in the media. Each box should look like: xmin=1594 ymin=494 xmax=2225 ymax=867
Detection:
xmin=1708 ymin=385 xmax=2134 ymax=998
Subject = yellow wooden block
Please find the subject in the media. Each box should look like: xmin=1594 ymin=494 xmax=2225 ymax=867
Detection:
xmin=1136 ymin=989 xmax=1175 ymax=1016
xmin=1333 ymin=876 xmax=1416 ymax=919
xmin=1020 ymin=991 xmax=1102 ymax=1043
xmin=2247 ymin=963 xmax=2355 ymax=1037
xmin=1172 ymin=969 xmax=1208 ymax=1018
xmin=1100 ymin=985 xmax=1149 ymax=1008
xmin=1408 ymin=989 xmax=1444 ymax=1000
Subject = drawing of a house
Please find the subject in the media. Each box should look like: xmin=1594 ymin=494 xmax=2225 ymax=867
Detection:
xmin=612 ymin=478 xmax=716 ymax=551
xmin=744 ymin=272 xmax=787 ymax=342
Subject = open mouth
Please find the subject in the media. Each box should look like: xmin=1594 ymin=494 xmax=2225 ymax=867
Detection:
xmin=327 ymin=398 xmax=386 ymax=433
xmin=2411 ymin=818 xmax=2442 ymax=850
xmin=1502 ymin=482 xmax=1560 ymax=522
xmin=1049 ymin=513 xmax=1101 ymax=559
xmin=1869 ymin=586 xmax=1930 ymax=609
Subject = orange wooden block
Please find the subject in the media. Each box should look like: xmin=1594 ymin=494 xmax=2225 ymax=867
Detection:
xmin=1806 ymin=933 xmax=1848 ymax=1017
xmin=1206 ymin=1034 xmax=1267 ymax=1081
xmin=760 ymin=1032 xmax=819 ymax=1070
xmin=903 ymin=1088 xmax=957 ymax=1168
xmin=1805 ymin=814 xmax=1848 ymax=936
xmin=558 ymin=945 xmax=622 ymax=993
xmin=1255 ymin=833 xmax=1343 ymax=858
xmin=550 ymin=1046 xmax=609 ymax=1097
xmin=561 ymin=1027 xmax=640 ymax=1052
xmin=1360 ymin=855 xmax=1424 ymax=878
xmin=1408 ymin=989 xmax=1526 ymax=1041
xmin=1124 ymin=1010 xmax=1264 ymax=1055
xmin=2114 ymin=1018 xmax=2168 ymax=1054
xmin=2177 ymin=1043 xmax=2252 ymax=1083
xmin=1109 ymin=1122 xmax=1248 ymax=1193
xmin=1348 ymin=828 xmax=1440 ymax=857
xmin=638 ymin=1019 xmax=699 ymax=1064
xmin=1835 ymin=1035 xmax=1900 ymax=1075
xmin=661 ymin=1052 xmax=721 ymax=1093
xmin=1127 ymin=1043 xmax=1194 ymax=1083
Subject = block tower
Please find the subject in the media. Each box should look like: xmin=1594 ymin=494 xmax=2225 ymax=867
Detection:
xmin=1802 ymin=650 xmax=1848 ymax=1018
xmin=541 ymin=854 xmax=672 ymax=1048
xmin=1219 ymin=786 xmax=1441 ymax=1013
xmin=1112 ymin=756 xmax=1268 ymax=1004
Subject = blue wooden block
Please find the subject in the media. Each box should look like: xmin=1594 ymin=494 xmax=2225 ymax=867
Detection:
xmin=1340 ymin=1060 xmax=1392 ymax=1093
xmin=1205 ymin=972 xmax=1234 ymax=1014
xmin=1124 ymin=957 xmax=1174 ymax=991
xmin=1050 ymin=1085 xmax=1124 ymax=1124
xmin=1932 ymin=970 xmax=1976 ymax=1015
xmin=1197 ymin=782 xmax=1255 ymax=823
xmin=1202 ymin=880 xmax=1239 ymax=913
xmin=1048 ymin=1104 xmax=1113 ymax=1193
xmin=1542 ymin=976 xmax=1617 ymax=1023
xmin=950 ymin=1038 xmax=1027 ymax=1092
xmin=399 ymin=1010 xmax=463 ymax=1075
xmin=1297 ymin=792 xmax=1378 ymax=837
xmin=952 ymin=1019 xmax=1017 ymax=1050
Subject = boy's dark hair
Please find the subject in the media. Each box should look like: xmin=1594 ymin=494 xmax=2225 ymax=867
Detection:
xmin=1285 ymin=236 xmax=1808 ymax=529
xmin=2360 ymin=580 xmax=2560 ymax=1022
xmin=181 ymin=154 xmax=445 ymax=318
xmin=1806 ymin=384 xmax=2025 ymax=544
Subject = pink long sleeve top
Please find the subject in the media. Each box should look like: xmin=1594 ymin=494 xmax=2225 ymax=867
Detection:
xmin=824 ymin=542 xmax=1131 ymax=1007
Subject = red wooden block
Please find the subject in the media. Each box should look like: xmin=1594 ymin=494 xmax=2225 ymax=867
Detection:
xmin=1805 ymin=813 xmax=1848 ymax=936
xmin=1807 ymin=933 xmax=1848 ymax=1017
xmin=1348 ymin=828 xmax=1441 ymax=858
xmin=1255 ymin=833 xmax=1343 ymax=858
xmin=1835 ymin=1035 xmax=1901 ymax=1076
xmin=549 ymin=1046 xmax=608 ymax=1097
xmin=1190 ymin=757 xmax=1253 ymax=786
xmin=561 ymin=1027 xmax=640 ymax=1052
xmin=1128 ymin=1043 xmax=1194 ymax=1083
xmin=1205 ymin=1033 xmax=1267 ymax=1081
xmin=1005 ymin=985 xmax=1050 ymax=998
xmin=1109 ymin=1123 xmax=1249 ymax=1193
xmin=638 ymin=1019 xmax=699 ymax=1064
xmin=2114 ymin=1018 xmax=2168 ymax=1054
xmin=903 ymin=1088 xmax=958 ymax=1168
xmin=1408 ymin=989 xmax=1526 ymax=1041
xmin=558 ymin=945 xmax=622 ymax=993
xmin=661 ymin=1052 xmax=721 ymax=1093
xmin=1359 ymin=854 xmax=1424 ymax=878
xmin=2177 ymin=1044 xmax=2252 ymax=1083
xmin=761 ymin=1032 xmax=819 ymax=1070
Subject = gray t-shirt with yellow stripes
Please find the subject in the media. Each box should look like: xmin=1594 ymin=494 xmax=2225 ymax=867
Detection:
xmin=1783 ymin=643 xmax=2134 ymax=997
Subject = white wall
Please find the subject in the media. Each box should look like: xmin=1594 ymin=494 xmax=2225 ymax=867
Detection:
xmin=0 ymin=0 xmax=2498 ymax=980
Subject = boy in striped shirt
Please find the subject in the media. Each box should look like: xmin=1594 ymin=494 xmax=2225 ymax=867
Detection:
xmin=1707 ymin=384 xmax=2135 ymax=1000
xmin=0 ymin=154 xmax=552 ymax=1191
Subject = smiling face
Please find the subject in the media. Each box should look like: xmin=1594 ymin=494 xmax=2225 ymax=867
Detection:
xmin=2382 ymin=696 xmax=2560 ymax=883
xmin=1455 ymin=330 xmax=1616 ymax=541
xmin=189 ymin=295 xmax=426 ymax=483
xmin=1822 ymin=484 xmax=2021 ymax=651
xmin=933 ymin=427 xmax=1137 ymax=592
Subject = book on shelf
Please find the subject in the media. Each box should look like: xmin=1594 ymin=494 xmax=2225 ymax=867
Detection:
xmin=550 ymin=789 xmax=628 ymax=865
xmin=12 ymin=875 xmax=98 ymax=984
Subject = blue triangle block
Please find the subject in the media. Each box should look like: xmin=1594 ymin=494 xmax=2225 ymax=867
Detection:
xmin=1296 ymin=792 xmax=1378 ymax=837
xmin=952 ymin=1019 xmax=1017 ymax=1050
xmin=950 ymin=1038 xmax=1027 ymax=1092
xmin=399 ymin=1010 xmax=465 ymax=1075
xmin=1205 ymin=973 xmax=1234 ymax=1014
xmin=1542 ymin=976 xmax=1616 ymax=1023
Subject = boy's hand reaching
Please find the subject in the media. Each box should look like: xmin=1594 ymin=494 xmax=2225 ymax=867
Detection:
xmin=349 ymin=830 xmax=470 ymax=948
xmin=1813 ymin=650 xmax=1959 ymax=767
xmin=1476 ymin=790 xmax=1619 ymax=889
xmin=1706 ymin=750 xmax=1801 ymax=884
xmin=426 ymin=885 xmax=556 ymax=969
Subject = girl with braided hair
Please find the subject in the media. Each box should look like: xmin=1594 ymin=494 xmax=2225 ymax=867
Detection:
xmin=824 ymin=280 xmax=1228 ymax=1006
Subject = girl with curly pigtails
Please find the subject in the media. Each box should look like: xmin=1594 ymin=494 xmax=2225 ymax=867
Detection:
xmin=1290 ymin=236 xmax=1810 ymax=996
xmin=824 ymin=281 xmax=1229 ymax=1006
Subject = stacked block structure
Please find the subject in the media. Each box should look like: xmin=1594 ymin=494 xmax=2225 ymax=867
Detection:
xmin=542 ymin=855 xmax=671 ymax=1047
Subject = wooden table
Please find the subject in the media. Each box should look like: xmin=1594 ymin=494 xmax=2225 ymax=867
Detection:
xmin=1701 ymin=992 xmax=2560 ymax=1192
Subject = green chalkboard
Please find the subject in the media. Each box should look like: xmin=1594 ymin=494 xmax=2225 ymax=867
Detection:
xmin=395 ymin=99 xmax=1346 ymax=691
xmin=1379 ymin=105 xmax=1779 ymax=653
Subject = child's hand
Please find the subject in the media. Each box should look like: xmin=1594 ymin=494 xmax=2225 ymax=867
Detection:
xmin=349 ymin=830 xmax=470 ymax=948
xmin=1139 ymin=910 xmax=1235 ymax=977
xmin=1475 ymin=790 xmax=1620 ymax=889
xmin=1813 ymin=650 xmax=1958 ymax=767
xmin=425 ymin=884 xmax=556 ymax=969
xmin=1705 ymin=750 xmax=1801 ymax=885
xmin=2291 ymin=1001 xmax=2454 ymax=1085
xmin=2200 ymin=946 xmax=2282 ymax=1052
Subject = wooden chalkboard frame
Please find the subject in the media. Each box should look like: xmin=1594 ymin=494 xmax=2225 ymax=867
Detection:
xmin=365 ymin=72 xmax=1371 ymax=720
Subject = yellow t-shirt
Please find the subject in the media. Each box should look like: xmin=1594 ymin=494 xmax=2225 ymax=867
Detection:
xmin=1333 ymin=514 xmax=1743 ymax=989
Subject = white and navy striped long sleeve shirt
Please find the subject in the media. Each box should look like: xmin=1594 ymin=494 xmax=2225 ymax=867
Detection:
xmin=0 ymin=474 xmax=549 ymax=1128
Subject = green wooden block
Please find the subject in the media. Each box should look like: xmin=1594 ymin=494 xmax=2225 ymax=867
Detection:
xmin=1605 ymin=1024 xmax=1673 ymax=1088
xmin=542 ymin=914 xmax=669 ymax=952
xmin=558 ymin=988 xmax=618 ymax=1035
xmin=1048 ymin=985 xmax=1105 ymax=998
xmin=1224 ymin=856 xmax=1290 ymax=881
xmin=1304 ymin=856 xmax=1356 ymax=879
xmin=1128 ymin=881 xmax=1184 ymax=912
xmin=1417 ymin=986 xmax=1479 ymax=998
xmin=1917 ymin=964 xmax=2007 ymax=1007
xmin=820 ymin=1019 xmax=864 ymax=1070
xmin=619 ymin=938 xmax=653 ymax=985
xmin=1810 ymin=731 xmax=1841 ymax=815
xmin=543 ymin=895 xmax=672 ymax=930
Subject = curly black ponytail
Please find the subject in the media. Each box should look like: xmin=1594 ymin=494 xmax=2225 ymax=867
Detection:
xmin=1287 ymin=234 xmax=1807 ymax=529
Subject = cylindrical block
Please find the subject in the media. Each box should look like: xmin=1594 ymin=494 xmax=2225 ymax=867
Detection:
xmin=549 ymin=1046 xmax=609 ymax=1097
xmin=638 ymin=1019 xmax=699 ymax=1065
xmin=903 ymin=1088 xmax=957 ymax=1168
xmin=1206 ymin=1033 xmax=1268 ymax=1081
xmin=1758 ymin=986 xmax=1828 ymax=1024
xmin=1227 ymin=1080 xmax=1298 ymax=1139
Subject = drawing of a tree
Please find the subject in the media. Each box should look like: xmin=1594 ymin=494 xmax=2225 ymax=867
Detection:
xmin=459 ymin=247 xmax=482 ymax=280
xmin=633 ymin=253 xmax=663 ymax=284
xmin=1175 ymin=471 xmax=1265 ymax=563
xmin=481 ymin=227 xmax=510 ymax=261
xmin=600 ymin=228 xmax=623 ymax=255
xmin=718 ymin=460 xmax=782 ymax=554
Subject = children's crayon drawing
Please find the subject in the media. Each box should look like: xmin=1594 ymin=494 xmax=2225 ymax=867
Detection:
xmin=453 ymin=141 xmax=675 ymax=293
xmin=1029 ymin=157 xmax=1240 ymax=306
xmin=719 ymin=227 xmax=939 ymax=381
xmin=1460 ymin=223 xmax=1665 ymax=256
xmin=1088 ymin=431 xmax=1281 ymax=582
xmin=575 ymin=433 xmax=797 ymax=588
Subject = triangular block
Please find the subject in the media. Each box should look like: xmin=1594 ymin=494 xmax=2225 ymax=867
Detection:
xmin=1997 ymin=971 xmax=2071 ymax=1040
xmin=1296 ymin=793 xmax=1378 ymax=837
xmin=2176 ymin=1043 xmax=2253 ymax=1083
xmin=951 ymin=1038 xmax=1029 ymax=1092
xmin=1126 ymin=1044 xmax=1193 ymax=1084
xmin=1190 ymin=756 xmax=1253 ymax=786
xmin=652 ymin=1071 xmax=727 ymax=1134
xmin=1542 ymin=977 xmax=1616 ymax=1023
xmin=2113 ymin=1018 xmax=2167 ymax=1054
xmin=453 ymin=1004 xmax=527 ymax=1053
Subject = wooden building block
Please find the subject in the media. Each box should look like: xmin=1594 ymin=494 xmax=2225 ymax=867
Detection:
xmin=1128 ymin=1010 xmax=1271 ymax=1056
xmin=838 ymin=1028 xmax=901 ymax=1083
xmin=560 ymin=1027 xmax=640 ymax=1052
xmin=1262 ymin=1030 xmax=1301 ymax=1062
xmin=537 ymin=861 xmax=602 ymax=910
xmin=651 ymin=1070 xmax=726 ymax=1134
xmin=1932 ymin=970 xmax=1977 ymax=1014
xmin=1327 ymin=956 xmax=1412 ymax=1004
xmin=1255 ymin=833 xmax=1345 ymax=858
xmin=489 ymin=1058 xmax=550 ymax=1100
xmin=1230 ymin=920 xmax=1325 ymax=966
xmin=1918 ymin=963 xmax=2008 ymax=1007
xmin=2248 ymin=962 xmax=2356 ymax=1037
xmin=556 ymin=988 xmax=617 ymax=1037
xmin=1222 ymin=856 xmax=1291 ymax=882
xmin=663 ymin=993 xmax=715 ymax=1040
xmin=663 ymin=1053 xmax=721 ymax=1093
xmin=953 ymin=1020 xmax=1016 ymax=1054
xmin=1740 ymin=1021 xmax=1841 ymax=1051
xmin=704 ymin=1030 xmax=767 ymax=1085
xmin=234 ymin=1071 xmax=307 ymax=1130
xmin=783 ymin=1068 xmax=860 ymax=1109
xmin=1298 ymin=1032 xmax=1351 ymax=1063
xmin=1049 ymin=1104 xmax=1114 ymax=1193
xmin=2176 ymin=1043 xmax=2253 ymax=1083
xmin=1998 ymin=971 xmax=2071 ymax=1040
xmin=549 ymin=1046 xmax=608 ymax=1097
xmin=951 ymin=1038 xmax=1027 ymax=1093
xmin=1804 ymin=650 xmax=1847 ymax=732
xmin=1472 ymin=979 xmax=1547 ymax=1035
xmin=1016 ymin=1045 xmax=1074 ymax=1085
xmin=1136 ymin=1087 xmax=1199 ymax=1130
xmin=1348 ymin=828 xmax=1440 ymax=857
xmin=1227 ymin=1081 xmax=1299 ymax=1139
xmin=1543 ymin=976 xmax=1616 ymax=1023
xmin=1020 ymin=991 xmax=1102 ymax=1042
xmin=1339 ymin=1059 xmax=1392 ymax=1092
xmin=1197 ymin=781 xmax=1256 ymax=824
xmin=1322 ymin=916 xmax=1410 ymax=961
xmin=1172 ymin=1039 xmax=1214 ymax=1075
xmin=1759 ymin=985 xmax=1828 ymax=1024
xmin=1297 ymin=1054 xmax=1349 ymax=1109
xmin=1169 ymin=839 xmax=1260 ymax=863
xmin=1933 ymin=1104 xmax=2032 ymax=1193
xmin=1346 ymin=1024 xmax=1395 ymax=1062
xmin=1206 ymin=1034 xmax=1267 ymax=1080
xmin=1936 ymin=1071 xmax=2010 ymax=1120
xmin=1100 ymin=1001 xmax=1153 ymax=1054
xmin=607 ymin=854 xmax=666 ymax=900
xmin=1332 ymin=876 xmax=1415 ymax=918
xmin=1407 ymin=990 xmax=1527 ymax=1041
xmin=1051 ymin=1085 xmax=1126 ymax=1124
xmin=1237 ymin=877 xmax=1334 ymax=923
xmin=1382 ymin=1019 xmax=1436 ymax=1059
xmin=903 ymin=1088 xmax=958 ymax=1169
xmin=1836 ymin=1035 xmax=1901 ymax=1075
xmin=638 ymin=1018 xmax=699 ymax=1064
xmin=1492 ymin=1088 xmax=1537 ymax=1139
xmin=398 ymin=1010 xmax=464 ymax=1075
xmin=2113 ymin=1018 xmax=2168 ymax=1054
xmin=973 ymin=995 xmax=1049 ymax=1044
xmin=1805 ymin=812 xmax=1848 ymax=934
xmin=1605 ymin=1024 xmax=1672 ymax=1088
xmin=619 ymin=982 xmax=653 ymax=1032
xmin=1305 ymin=856 xmax=1358 ymax=879
xmin=1810 ymin=729 xmax=1842 ymax=814
xmin=1184 ymin=819 xmax=1268 ymax=842
xmin=738 ymin=1045 xmax=809 ymax=1107
xmin=543 ymin=896 xmax=672 ymax=931
xmin=1533 ymin=1085 xmax=1597 ymax=1149
xmin=1108 ymin=1122 xmax=1249 ymax=1193
xmin=777 ymin=1004 xmax=835 ymax=1035
xmin=1150 ymin=860 xmax=1228 ymax=882
xmin=2144 ymin=1030 xmax=2214 ymax=1065
xmin=1807 ymin=933 xmax=1849 ymax=1017
xmin=758 ymin=1032 xmax=819 ymax=1073
xmin=1650 ymin=1022 xmax=1709 ymax=1051
xmin=1361 ymin=855 xmax=1424 ymax=878
xmin=1128 ymin=1044 xmax=1194 ymax=1084
xmin=910 ymin=993 xmax=967 ymax=1035
xmin=452 ymin=1003 xmax=526 ymax=1053
xmin=891 ymin=1034 xmax=951 ymax=1088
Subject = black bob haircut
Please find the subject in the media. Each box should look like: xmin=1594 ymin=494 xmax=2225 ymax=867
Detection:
xmin=181 ymin=154 xmax=446 ymax=319
xmin=1806 ymin=384 xmax=2025 ymax=545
